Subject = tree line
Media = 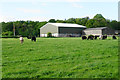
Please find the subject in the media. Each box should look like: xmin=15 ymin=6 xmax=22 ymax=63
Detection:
xmin=1 ymin=14 xmax=120 ymax=37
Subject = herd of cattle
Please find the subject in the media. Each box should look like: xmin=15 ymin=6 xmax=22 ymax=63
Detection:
xmin=27 ymin=35 xmax=117 ymax=41
xmin=82 ymin=35 xmax=117 ymax=40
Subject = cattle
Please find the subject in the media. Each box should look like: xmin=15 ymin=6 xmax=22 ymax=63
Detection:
xmin=87 ymin=35 xmax=94 ymax=40
xmin=20 ymin=36 xmax=24 ymax=44
xmin=102 ymin=35 xmax=107 ymax=40
xmin=82 ymin=36 xmax=87 ymax=40
xmin=112 ymin=35 xmax=117 ymax=39
xmin=99 ymin=35 xmax=107 ymax=40
xmin=31 ymin=36 xmax=36 ymax=42
xmin=95 ymin=35 xmax=99 ymax=40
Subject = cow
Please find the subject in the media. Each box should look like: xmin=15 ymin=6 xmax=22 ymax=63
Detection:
xmin=99 ymin=35 xmax=107 ymax=40
xmin=20 ymin=36 xmax=24 ymax=44
xmin=87 ymin=35 xmax=94 ymax=40
xmin=95 ymin=35 xmax=99 ymax=40
xmin=112 ymin=35 xmax=117 ymax=39
xmin=31 ymin=36 xmax=36 ymax=42
xmin=102 ymin=35 xmax=107 ymax=40
xmin=82 ymin=36 xmax=87 ymax=40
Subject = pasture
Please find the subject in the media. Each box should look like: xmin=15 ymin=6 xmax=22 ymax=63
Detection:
xmin=2 ymin=37 xmax=118 ymax=78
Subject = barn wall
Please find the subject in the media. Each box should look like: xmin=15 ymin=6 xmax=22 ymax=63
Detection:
xmin=102 ymin=28 xmax=115 ymax=35
xmin=40 ymin=24 xmax=58 ymax=37
xmin=58 ymin=33 xmax=81 ymax=37
xmin=58 ymin=27 xmax=85 ymax=34
xmin=82 ymin=30 xmax=102 ymax=36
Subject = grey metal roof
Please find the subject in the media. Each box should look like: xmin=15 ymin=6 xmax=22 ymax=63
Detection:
xmin=42 ymin=23 xmax=86 ymax=28
xmin=84 ymin=27 xmax=107 ymax=30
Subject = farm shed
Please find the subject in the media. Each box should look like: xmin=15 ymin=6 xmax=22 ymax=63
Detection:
xmin=82 ymin=27 xmax=115 ymax=36
xmin=40 ymin=23 xmax=86 ymax=37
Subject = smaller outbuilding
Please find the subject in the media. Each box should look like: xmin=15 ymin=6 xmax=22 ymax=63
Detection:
xmin=82 ymin=27 xmax=115 ymax=36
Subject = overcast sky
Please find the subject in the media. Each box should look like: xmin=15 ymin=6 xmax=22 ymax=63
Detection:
xmin=0 ymin=0 xmax=119 ymax=22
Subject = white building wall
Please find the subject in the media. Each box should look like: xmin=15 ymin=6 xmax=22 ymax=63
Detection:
xmin=40 ymin=33 xmax=58 ymax=37
xmin=40 ymin=33 xmax=81 ymax=37
xmin=52 ymin=33 xmax=59 ymax=37
xmin=40 ymin=34 xmax=47 ymax=37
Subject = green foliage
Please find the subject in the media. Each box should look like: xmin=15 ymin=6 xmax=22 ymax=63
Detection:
xmin=2 ymin=38 xmax=118 ymax=78
xmin=47 ymin=32 xmax=52 ymax=37
xmin=56 ymin=20 xmax=65 ymax=23
xmin=93 ymin=14 xmax=105 ymax=19
xmin=2 ymin=31 xmax=13 ymax=36
xmin=86 ymin=14 xmax=107 ymax=28
xmin=1 ymin=21 xmax=47 ymax=37
xmin=48 ymin=19 xmax=56 ymax=23
xmin=86 ymin=19 xmax=95 ymax=28
xmin=66 ymin=18 xmax=76 ymax=23
xmin=109 ymin=20 xmax=118 ymax=30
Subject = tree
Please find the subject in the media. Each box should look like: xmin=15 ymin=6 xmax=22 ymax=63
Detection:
xmin=81 ymin=17 xmax=89 ymax=26
xmin=93 ymin=14 xmax=105 ymax=20
xmin=2 ymin=22 xmax=13 ymax=32
xmin=66 ymin=18 xmax=76 ymax=23
xmin=109 ymin=20 xmax=118 ymax=30
xmin=86 ymin=19 xmax=95 ymax=28
xmin=75 ymin=18 xmax=82 ymax=25
xmin=48 ymin=19 xmax=56 ymax=23
xmin=93 ymin=18 xmax=107 ymax=27
xmin=56 ymin=20 xmax=65 ymax=23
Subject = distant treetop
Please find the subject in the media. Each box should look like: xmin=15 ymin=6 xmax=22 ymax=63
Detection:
xmin=93 ymin=14 xmax=105 ymax=19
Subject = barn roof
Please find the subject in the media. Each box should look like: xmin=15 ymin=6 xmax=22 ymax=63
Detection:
xmin=84 ymin=27 xmax=107 ymax=30
xmin=46 ymin=23 xmax=86 ymax=28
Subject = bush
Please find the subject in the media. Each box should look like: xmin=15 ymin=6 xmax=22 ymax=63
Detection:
xmin=47 ymin=32 xmax=52 ymax=37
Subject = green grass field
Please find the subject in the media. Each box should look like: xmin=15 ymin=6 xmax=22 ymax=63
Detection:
xmin=2 ymin=37 xmax=119 ymax=78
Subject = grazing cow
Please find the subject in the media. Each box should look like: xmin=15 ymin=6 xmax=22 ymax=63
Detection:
xmin=102 ymin=35 xmax=107 ymax=40
xmin=112 ymin=35 xmax=117 ymax=39
xmin=31 ymin=36 xmax=36 ymax=42
xmin=82 ymin=36 xmax=87 ymax=40
xmin=95 ymin=35 xmax=99 ymax=40
xmin=20 ymin=36 xmax=24 ymax=44
xmin=87 ymin=35 xmax=94 ymax=40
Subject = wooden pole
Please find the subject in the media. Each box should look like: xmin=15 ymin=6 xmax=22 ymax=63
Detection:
xmin=13 ymin=22 xmax=15 ymax=36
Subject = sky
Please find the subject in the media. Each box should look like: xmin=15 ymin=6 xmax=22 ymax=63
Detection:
xmin=0 ymin=0 xmax=119 ymax=22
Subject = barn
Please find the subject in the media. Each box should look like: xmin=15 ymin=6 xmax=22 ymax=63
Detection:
xmin=82 ymin=27 xmax=115 ymax=36
xmin=40 ymin=23 xmax=86 ymax=37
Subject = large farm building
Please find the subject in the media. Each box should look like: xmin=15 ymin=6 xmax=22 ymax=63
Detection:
xmin=40 ymin=23 xmax=115 ymax=37
xmin=40 ymin=23 xmax=86 ymax=37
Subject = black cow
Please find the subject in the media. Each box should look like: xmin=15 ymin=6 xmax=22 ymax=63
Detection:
xmin=82 ymin=36 xmax=87 ymax=40
xmin=95 ymin=35 xmax=99 ymax=40
xmin=87 ymin=35 xmax=94 ymax=40
xmin=112 ymin=35 xmax=117 ymax=39
xmin=31 ymin=37 xmax=36 ymax=42
xmin=102 ymin=35 xmax=107 ymax=40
